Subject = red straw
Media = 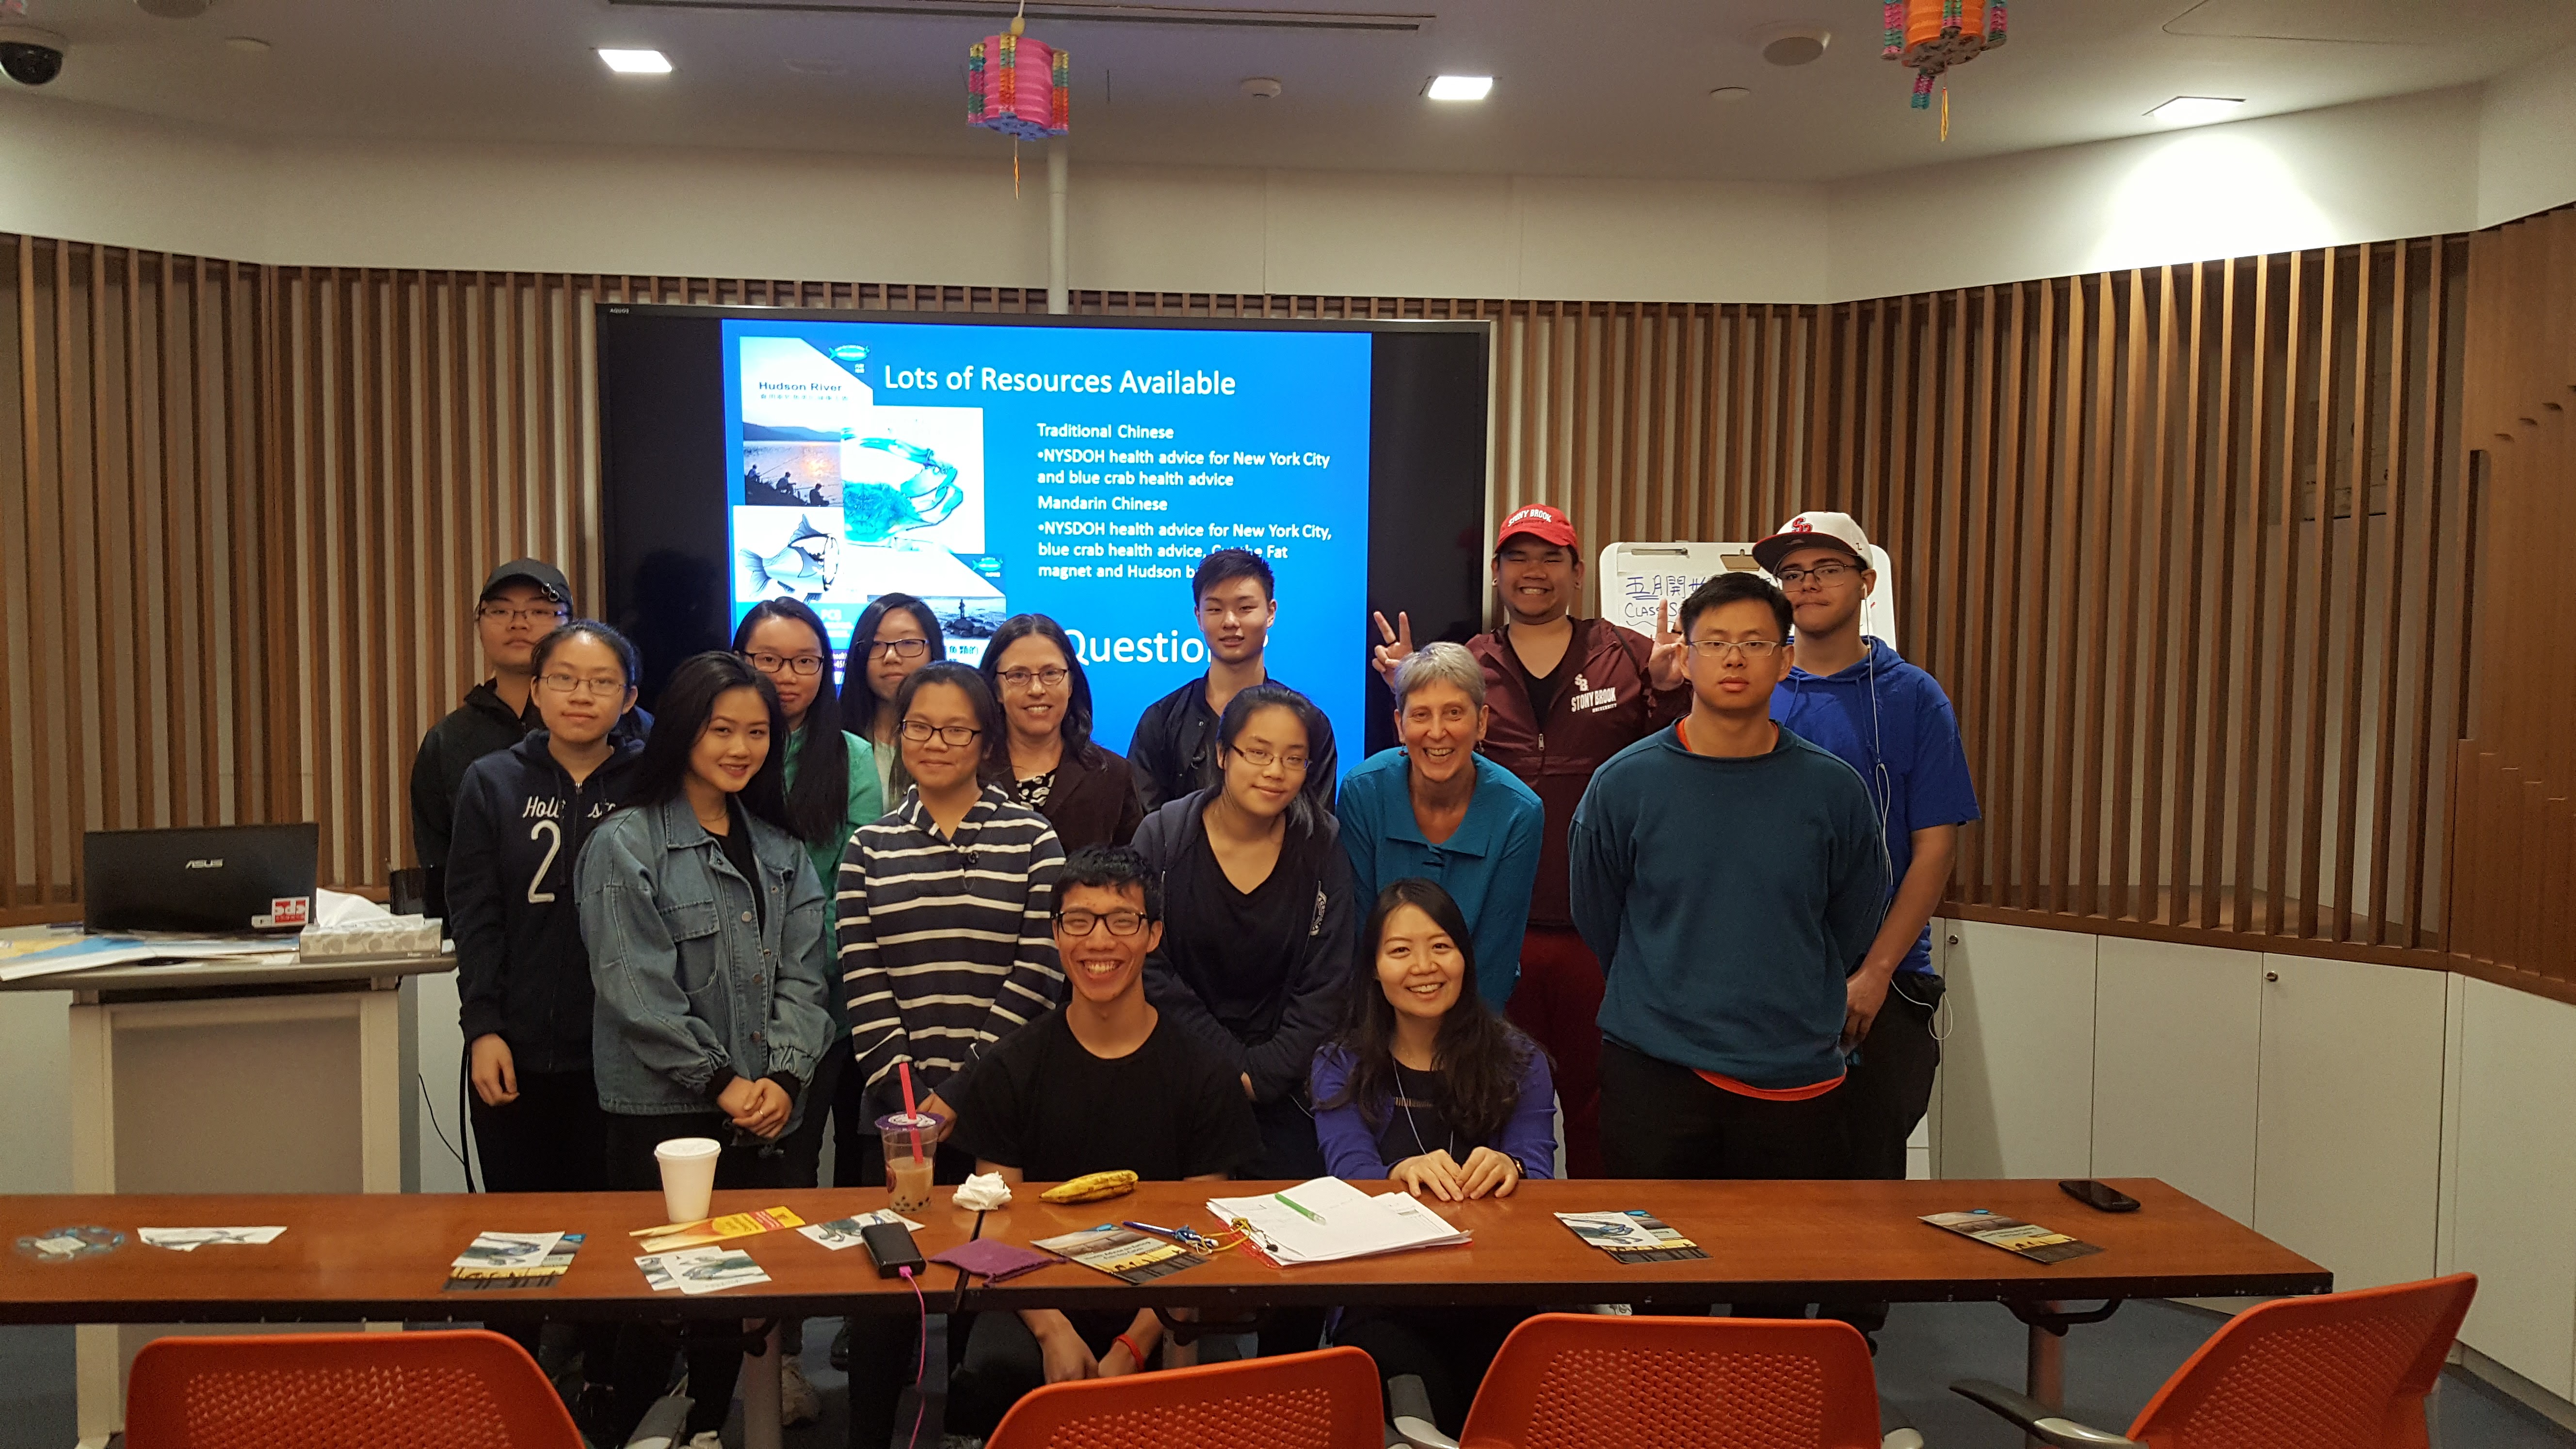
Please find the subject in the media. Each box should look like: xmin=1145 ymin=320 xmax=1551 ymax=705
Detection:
xmin=898 ymin=1061 xmax=926 ymax=1160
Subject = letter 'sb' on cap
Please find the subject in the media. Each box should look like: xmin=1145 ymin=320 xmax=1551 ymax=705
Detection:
xmin=1494 ymin=503 xmax=1579 ymax=553
xmin=1752 ymin=511 xmax=1871 ymax=575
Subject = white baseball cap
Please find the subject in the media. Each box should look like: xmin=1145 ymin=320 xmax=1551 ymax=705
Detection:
xmin=1752 ymin=511 xmax=1872 ymax=575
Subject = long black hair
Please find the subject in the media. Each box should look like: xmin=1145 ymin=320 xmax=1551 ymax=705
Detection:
xmin=730 ymin=598 xmax=851 ymax=847
xmin=1215 ymin=681 xmax=1330 ymax=837
xmin=978 ymin=612 xmax=1094 ymax=758
xmin=627 ymin=651 xmax=797 ymax=836
xmin=838 ymin=591 xmax=946 ymax=723
xmin=893 ymin=660 xmax=1008 ymax=784
xmin=1319 ymin=878 xmax=1537 ymax=1150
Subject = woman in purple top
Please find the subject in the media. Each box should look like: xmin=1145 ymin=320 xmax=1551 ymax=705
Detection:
xmin=1311 ymin=878 xmax=1555 ymax=1433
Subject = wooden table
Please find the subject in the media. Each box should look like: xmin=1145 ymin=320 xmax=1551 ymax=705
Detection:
xmin=3 ymin=1178 xmax=2327 ymax=1447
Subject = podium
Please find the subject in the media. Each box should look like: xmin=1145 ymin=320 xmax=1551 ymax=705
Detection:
xmin=0 ymin=943 xmax=454 ymax=1447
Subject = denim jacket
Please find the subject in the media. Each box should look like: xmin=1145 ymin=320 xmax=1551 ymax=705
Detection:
xmin=575 ymin=794 xmax=834 ymax=1124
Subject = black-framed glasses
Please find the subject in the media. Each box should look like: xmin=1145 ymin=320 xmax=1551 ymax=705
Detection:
xmin=746 ymin=651 xmax=826 ymax=677
xmin=1774 ymin=562 xmax=1860 ymax=589
xmin=479 ymin=604 xmax=568 ymax=625
xmin=1056 ymin=909 xmax=1151 ymax=937
xmin=866 ymin=638 xmax=932 ymax=660
xmin=1228 ymin=744 xmax=1310 ymax=773
xmin=998 ymin=666 xmax=1071 ymax=691
xmin=1685 ymin=639 xmax=1785 ymax=659
xmin=900 ymin=719 xmax=982 ymax=746
xmin=538 ymin=674 xmax=628 ymax=698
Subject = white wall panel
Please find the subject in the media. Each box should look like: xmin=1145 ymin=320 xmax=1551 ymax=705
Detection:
xmin=2448 ymin=976 xmax=2576 ymax=1399
xmin=2092 ymin=936 xmax=2263 ymax=1224
xmin=1936 ymin=919 xmax=2096 ymax=1179
xmin=2253 ymin=955 xmax=2447 ymax=1291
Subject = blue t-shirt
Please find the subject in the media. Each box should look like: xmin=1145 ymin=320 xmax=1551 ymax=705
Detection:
xmin=1771 ymin=636 xmax=1980 ymax=976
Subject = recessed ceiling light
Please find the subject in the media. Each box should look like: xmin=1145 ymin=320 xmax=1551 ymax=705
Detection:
xmin=1241 ymin=77 xmax=1284 ymax=99
xmin=2148 ymin=95 xmax=2246 ymax=126
xmin=1425 ymin=74 xmax=1493 ymax=101
xmin=1751 ymin=24 xmax=1831 ymax=66
xmin=224 ymin=36 xmax=271 ymax=53
xmin=597 ymin=48 xmax=673 ymax=75
xmin=1709 ymin=85 xmax=1752 ymax=102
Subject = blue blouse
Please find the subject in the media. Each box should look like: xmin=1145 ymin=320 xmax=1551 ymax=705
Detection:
xmin=1336 ymin=748 xmax=1545 ymax=1008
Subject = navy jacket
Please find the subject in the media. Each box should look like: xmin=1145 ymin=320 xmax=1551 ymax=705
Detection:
xmin=448 ymin=732 xmax=646 ymax=1075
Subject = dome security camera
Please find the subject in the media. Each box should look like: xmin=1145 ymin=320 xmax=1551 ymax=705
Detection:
xmin=0 ymin=25 xmax=67 ymax=86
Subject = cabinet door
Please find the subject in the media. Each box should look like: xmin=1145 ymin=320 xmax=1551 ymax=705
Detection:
xmin=2446 ymin=976 xmax=2576 ymax=1399
xmin=1937 ymin=919 xmax=2096 ymax=1179
xmin=2254 ymin=955 xmax=2446 ymax=1292
xmin=2094 ymin=937 xmax=2262 ymax=1224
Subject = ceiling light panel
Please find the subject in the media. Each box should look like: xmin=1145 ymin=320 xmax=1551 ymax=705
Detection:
xmin=598 ymin=48 xmax=675 ymax=74
xmin=1426 ymin=74 xmax=1493 ymax=101
xmin=2148 ymin=95 xmax=2247 ymax=126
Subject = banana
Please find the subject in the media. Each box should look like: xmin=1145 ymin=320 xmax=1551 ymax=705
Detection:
xmin=1040 ymin=1170 xmax=1140 ymax=1204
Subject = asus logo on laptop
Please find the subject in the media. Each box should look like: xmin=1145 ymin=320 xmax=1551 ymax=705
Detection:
xmin=184 ymin=858 xmax=224 ymax=869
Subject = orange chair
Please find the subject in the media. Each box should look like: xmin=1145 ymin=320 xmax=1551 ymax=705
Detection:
xmin=985 ymin=1344 xmax=1387 ymax=1449
xmin=1953 ymin=1272 xmax=2479 ymax=1449
xmin=1449 ymin=1312 xmax=1918 ymax=1449
xmin=124 ymin=1328 xmax=585 ymax=1449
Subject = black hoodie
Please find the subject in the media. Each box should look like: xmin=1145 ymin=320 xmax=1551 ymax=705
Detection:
xmin=409 ymin=681 xmax=650 ymax=872
xmin=448 ymin=731 xmax=646 ymax=1074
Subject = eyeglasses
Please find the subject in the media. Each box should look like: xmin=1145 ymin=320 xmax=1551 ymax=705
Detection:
xmin=998 ymin=666 xmax=1071 ymax=691
xmin=866 ymin=638 xmax=932 ymax=660
xmin=538 ymin=674 xmax=628 ymax=698
xmin=1686 ymin=639 xmax=1785 ymax=659
xmin=479 ymin=604 xmax=568 ymax=625
xmin=746 ymin=652 xmax=826 ymax=677
xmin=1056 ymin=909 xmax=1151 ymax=937
xmin=900 ymin=719 xmax=982 ymax=746
xmin=1774 ymin=562 xmax=1860 ymax=590
xmin=1228 ymin=744 xmax=1310 ymax=773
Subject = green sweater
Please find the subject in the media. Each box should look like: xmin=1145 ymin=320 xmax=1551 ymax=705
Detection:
xmin=784 ymin=725 xmax=884 ymax=1030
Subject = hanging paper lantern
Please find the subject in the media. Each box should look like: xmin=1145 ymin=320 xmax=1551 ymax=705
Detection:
xmin=966 ymin=23 xmax=1068 ymax=140
xmin=1882 ymin=0 xmax=2006 ymax=109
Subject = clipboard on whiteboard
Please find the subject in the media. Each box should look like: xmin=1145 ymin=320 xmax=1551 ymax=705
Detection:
xmin=1597 ymin=541 xmax=1898 ymax=650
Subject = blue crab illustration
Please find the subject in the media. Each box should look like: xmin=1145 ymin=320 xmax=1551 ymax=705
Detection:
xmin=842 ymin=435 xmax=963 ymax=544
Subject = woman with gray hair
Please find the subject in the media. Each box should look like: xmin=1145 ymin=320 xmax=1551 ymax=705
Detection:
xmin=1334 ymin=641 xmax=1546 ymax=1008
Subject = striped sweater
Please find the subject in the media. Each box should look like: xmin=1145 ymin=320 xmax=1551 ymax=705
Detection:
xmin=838 ymin=783 xmax=1065 ymax=1103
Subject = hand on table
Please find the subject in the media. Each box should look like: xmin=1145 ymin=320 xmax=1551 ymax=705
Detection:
xmin=1459 ymin=1146 xmax=1523 ymax=1198
xmin=1390 ymin=1151 xmax=1468 ymax=1201
xmin=468 ymin=1034 xmax=518 ymax=1108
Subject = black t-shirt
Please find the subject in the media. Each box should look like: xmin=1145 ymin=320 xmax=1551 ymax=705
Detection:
xmin=947 ymin=1007 xmax=1262 ymax=1183
xmin=715 ymin=801 xmax=763 ymax=929
xmin=1508 ymin=630 xmax=1574 ymax=723
xmin=1159 ymin=826 xmax=1315 ymax=1045
xmin=1373 ymin=1063 xmax=1467 ymax=1167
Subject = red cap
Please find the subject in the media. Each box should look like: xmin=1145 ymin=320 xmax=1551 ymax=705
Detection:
xmin=1494 ymin=503 xmax=1578 ymax=552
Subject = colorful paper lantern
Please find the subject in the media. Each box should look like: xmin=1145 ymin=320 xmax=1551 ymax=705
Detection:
xmin=1882 ymin=0 xmax=2007 ymax=110
xmin=966 ymin=20 xmax=1068 ymax=140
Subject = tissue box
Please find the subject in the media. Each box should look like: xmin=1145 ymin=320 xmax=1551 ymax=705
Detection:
xmin=297 ymin=917 xmax=444 ymax=959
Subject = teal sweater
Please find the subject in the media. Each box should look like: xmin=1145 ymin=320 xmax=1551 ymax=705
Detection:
xmin=784 ymin=726 xmax=883 ymax=1032
xmin=1567 ymin=722 xmax=1887 ymax=1091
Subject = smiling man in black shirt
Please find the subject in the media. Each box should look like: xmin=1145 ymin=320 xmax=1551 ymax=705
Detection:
xmin=946 ymin=844 xmax=1260 ymax=1413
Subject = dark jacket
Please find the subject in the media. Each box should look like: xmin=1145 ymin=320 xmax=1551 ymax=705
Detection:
xmin=1127 ymin=672 xmax=1339 ymax=818
xmin=1470 ymin=618 xmax=1688 ymax=928
xmin=1034 ymin=742 xmax=1147 ymax=853
xmin=409 ymin=680 xmax=650 ymax=872
xmin=1132 ymin=789 xmax=1353 ymax=1104
xmin=448 ymin=732 xmax=646 ymax=1074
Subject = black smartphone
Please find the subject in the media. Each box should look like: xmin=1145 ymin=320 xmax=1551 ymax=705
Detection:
xmin=861 ymin=1221 xmax=927 ymax=1279
xmin=2059 ymin=1179 xmax=2141 ymax=1213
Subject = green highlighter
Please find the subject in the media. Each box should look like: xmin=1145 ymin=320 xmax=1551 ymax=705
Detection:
xmin=1272 ymin=1191 xmax=1328 ymax=1226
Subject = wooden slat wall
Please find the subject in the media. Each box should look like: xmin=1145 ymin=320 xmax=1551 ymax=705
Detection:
xmin=3 ymin=228 xmax=2558 ymax=1005
xmin=2451 ymin=204 xmax=2576 ymax=995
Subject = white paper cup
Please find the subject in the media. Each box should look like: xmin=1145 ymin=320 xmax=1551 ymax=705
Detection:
xmin=653 ymin=1136 xmax=722 ymax=1224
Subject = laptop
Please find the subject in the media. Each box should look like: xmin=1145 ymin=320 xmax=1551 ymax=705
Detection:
xmin=82 ymin=824 xmax=321 ymax=934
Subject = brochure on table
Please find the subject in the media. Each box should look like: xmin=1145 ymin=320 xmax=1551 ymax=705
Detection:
xmin=1204 ymin=1177 xmax=1468 ymax=1265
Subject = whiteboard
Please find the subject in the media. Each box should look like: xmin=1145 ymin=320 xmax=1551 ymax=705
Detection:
xmin=1597 ymin=540 xmax=1898 ymax=649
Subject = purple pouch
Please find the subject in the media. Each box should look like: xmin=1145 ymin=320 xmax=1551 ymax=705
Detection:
xmin=930 ymin=1239 xmax=1062 ymax=1283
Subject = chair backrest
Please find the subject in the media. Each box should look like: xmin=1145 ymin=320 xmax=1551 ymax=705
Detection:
xmin=2126 ymin=1272 xmax=2478 ymax=1449
xmin=985 ymin=1344 xmax=1386 ymax=1449
xmin=124 ymin=1329 xmax=584 ymax=1449
xmin=1458 ymin=1313 xmax=1885 ymax=1449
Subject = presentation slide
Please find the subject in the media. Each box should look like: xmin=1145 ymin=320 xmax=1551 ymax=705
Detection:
xmin=720 ymin=318 xmax=1372 ymax=763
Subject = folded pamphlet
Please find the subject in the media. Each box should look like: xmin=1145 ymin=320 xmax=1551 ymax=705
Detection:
xmin=634 ymin=1206 xmax=807 ymax=1255
xmin=1921 ymin=1209 xmax=2103 ymax=1264
xmin=138 ymin=1226 xmax=288 ymax=1252
xmin=1555 ymin=1210 xmax=1709 ymax=1263
xmin=796 ymin=1210 xmax=924 ymax=1251
xmin=1032 ymin=1225 xmax=1205 ymax=1285
xmin=635 ymin=1245 xmax=771 ymax=1295
xmin=1203 ymin=1177 xmax=1469 ymax=1266
xmin=446 ymin=1231 xmax=583 ymax=1292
